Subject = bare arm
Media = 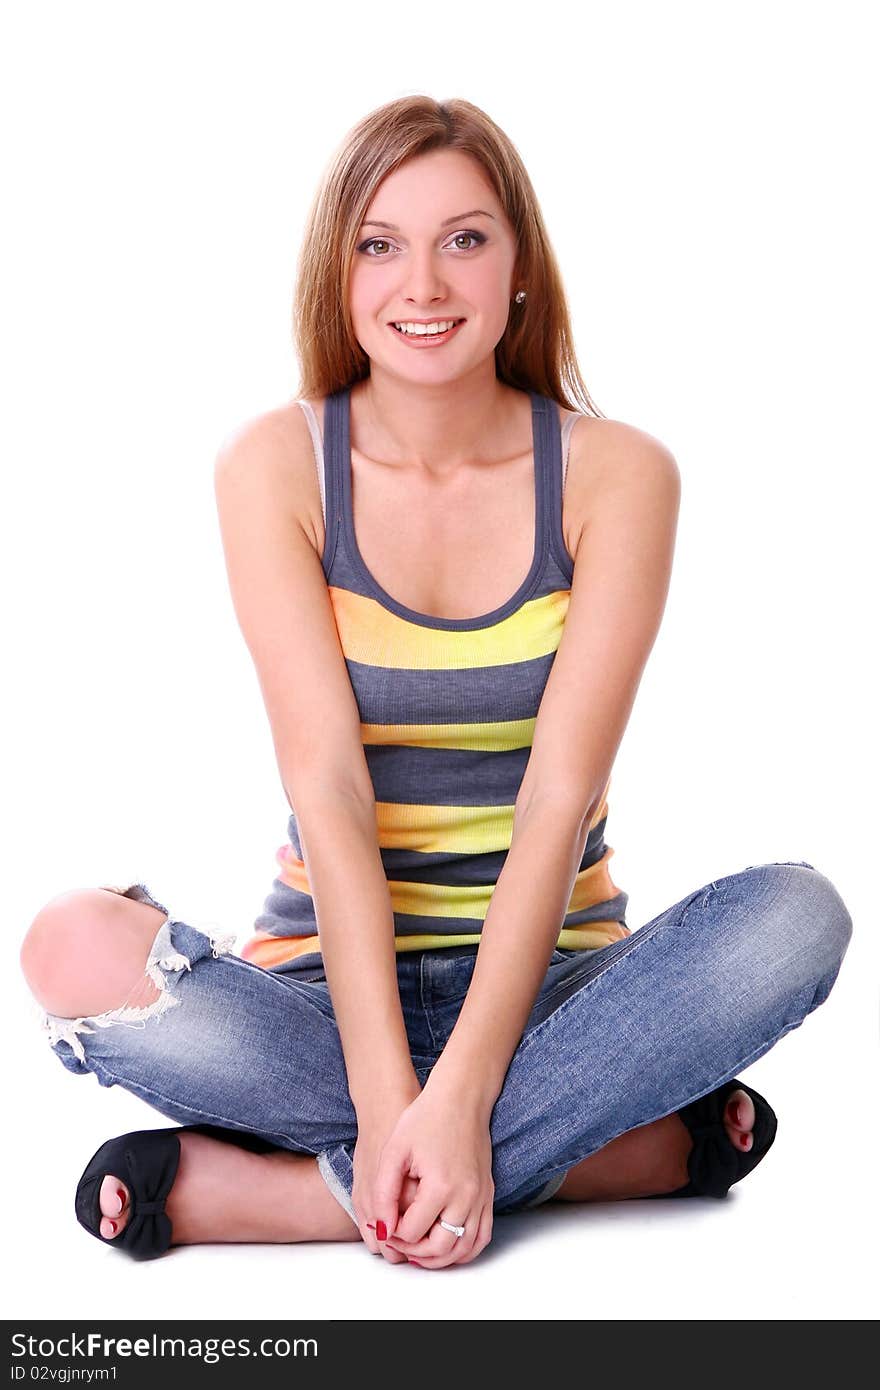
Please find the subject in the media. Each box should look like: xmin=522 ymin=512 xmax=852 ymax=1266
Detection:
xmin=425 ymin=421 xmax=682 ymax=1118
xmin=213 ymin=411 xmax=417 ymax=1115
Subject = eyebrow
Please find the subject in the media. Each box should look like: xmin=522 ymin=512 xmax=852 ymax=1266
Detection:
xmin=360 ymin=209 xmax=496 ymax=231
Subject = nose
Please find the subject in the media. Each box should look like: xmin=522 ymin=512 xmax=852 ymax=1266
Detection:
xmin=401 ymin=247 xmax=449 ymax=308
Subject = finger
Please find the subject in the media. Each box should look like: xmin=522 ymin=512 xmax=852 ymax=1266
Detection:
xmin=403 ymin=1203 xmax=491 ymax=1270
xmin=355 ymin=1199 xmax=392 ymax=1256
xmin=386 ymin=1210 xmax=474 ymax=1262
xmin=365 ymin=1222 xmax=411 ymax=1264
xmin=399 ymin=1173 xmax=421 ymax=1211
xmin=379 ymin=1244 xmax=409 ymax=1264
xmin=387 ymin=1186 xmax=445 ymax=1246
xmin=454 ymin=1203 xmax=494 ymax=1266
xmin=385 ymin=1224 xmax=458 ymax=1258
xmin=355 ymin=1210 xmax=380 ymax=1255
xmin=371 ymin=1174 xmax=422 ymax=1263
xmin=371 ymin=1154 xmax=406 ymax=1251
xmin=393 ymin=1226 xmax=473 ymax=1267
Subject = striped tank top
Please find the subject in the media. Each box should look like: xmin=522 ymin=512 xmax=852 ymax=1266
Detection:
xmin=240 ymin=385 xmax=629 ymax=974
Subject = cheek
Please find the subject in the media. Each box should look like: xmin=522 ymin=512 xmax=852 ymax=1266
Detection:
xmin=348 ymin=267 xmax=385 ymax=321
xmin=460 ymin=262 xmax=511 ymax=316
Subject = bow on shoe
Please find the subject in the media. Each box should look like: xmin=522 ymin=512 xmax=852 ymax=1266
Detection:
xmin=676 ymin=1080 xmax=778 ymax=1199
xmin=681 ymin=1106 xmax=744 ymax=1197
xmin=75 ymin=1129 xmax=182 ymax=1260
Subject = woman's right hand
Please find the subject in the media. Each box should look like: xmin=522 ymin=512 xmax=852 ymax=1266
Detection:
xmin=352 ymin=1075 xmax=424 ymax=1264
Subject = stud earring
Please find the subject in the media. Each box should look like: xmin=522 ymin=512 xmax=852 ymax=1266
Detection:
xmin=514 ymin=289 xmax=526 ymax=304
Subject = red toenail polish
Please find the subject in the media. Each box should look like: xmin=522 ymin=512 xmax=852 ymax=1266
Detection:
xmin=376 ymin=1220 xmax=387 ymax=1241
xmin=106 ymin=1220 xmax=116 ymax=1234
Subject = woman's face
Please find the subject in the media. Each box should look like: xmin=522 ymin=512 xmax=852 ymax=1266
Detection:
xmin=348 ymin=149 xmax=519 ymax=383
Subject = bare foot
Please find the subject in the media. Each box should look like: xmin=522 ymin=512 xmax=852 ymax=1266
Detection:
xmin=554 ymin=1087 xmax=756 ymax=1202
xmin=96 ymin=1130 xmax=366 ymax=1248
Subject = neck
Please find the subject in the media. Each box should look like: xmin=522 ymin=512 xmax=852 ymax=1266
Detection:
xmin=351 ymin=367 xmax=523 ymax=475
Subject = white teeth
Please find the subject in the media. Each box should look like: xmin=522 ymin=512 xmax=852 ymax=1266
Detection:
xmin=392 ymin=320 xmax=460 ymax=336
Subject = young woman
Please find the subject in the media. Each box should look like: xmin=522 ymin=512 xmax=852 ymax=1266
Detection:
xmin=21 ymin=95 xmax=853 ymax=1271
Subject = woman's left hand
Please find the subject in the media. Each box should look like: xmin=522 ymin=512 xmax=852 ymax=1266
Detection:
xmin=372 ymin=1086 xmax=495 ymax=1269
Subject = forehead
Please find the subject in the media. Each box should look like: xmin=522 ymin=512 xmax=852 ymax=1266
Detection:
xmin=362 ymin=150 xmax=500 ymax=224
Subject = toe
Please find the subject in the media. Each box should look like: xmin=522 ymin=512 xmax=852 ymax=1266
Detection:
xmin=99 ymin=1174 xmax=130 ymax=1239
xmin=724 ymin=1088 xmax=754 ymax=1152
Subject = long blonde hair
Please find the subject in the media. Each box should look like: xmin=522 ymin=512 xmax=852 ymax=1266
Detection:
xmin=292 ymin=94 xmax=605 ymax=417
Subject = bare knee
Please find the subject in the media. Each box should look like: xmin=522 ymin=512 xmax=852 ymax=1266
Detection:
xmin=20 ymin=886 xmax=167 ymax=1019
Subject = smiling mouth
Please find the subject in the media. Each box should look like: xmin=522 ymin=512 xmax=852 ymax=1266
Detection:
xmin=388 ymin=318 xmax=467 ymax=340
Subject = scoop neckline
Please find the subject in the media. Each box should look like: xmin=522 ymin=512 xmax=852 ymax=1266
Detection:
xmin=338 ymin=385 xmax=547 ymax=632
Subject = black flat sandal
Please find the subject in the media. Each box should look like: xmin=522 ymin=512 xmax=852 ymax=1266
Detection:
xmin=75 ymin=1123 xmax=282 ymax=1260
xmin=646 ymin=1077 xmax=778 ymax=1200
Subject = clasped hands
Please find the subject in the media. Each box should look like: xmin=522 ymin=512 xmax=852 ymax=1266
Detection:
xmin=351 ymin=1075 xmax=495 ymax=1270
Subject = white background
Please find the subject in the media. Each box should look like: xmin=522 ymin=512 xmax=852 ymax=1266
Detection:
xmin=3 ymin=0 xmax=877 ymax=1321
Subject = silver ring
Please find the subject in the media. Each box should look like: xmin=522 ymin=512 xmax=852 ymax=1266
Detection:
xmin=438 ymin=1218 xmax=466 ymax=1239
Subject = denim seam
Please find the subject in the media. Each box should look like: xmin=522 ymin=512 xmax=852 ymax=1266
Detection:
xmin=419 ymin=956 xmax=445 ymax=1053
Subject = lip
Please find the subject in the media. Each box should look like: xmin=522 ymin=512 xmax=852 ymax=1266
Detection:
xmin=388 ymin=318 xmax=466 ymax=347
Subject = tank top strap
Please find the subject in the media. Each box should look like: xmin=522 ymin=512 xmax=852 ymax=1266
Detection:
xmin=560 ymin=410 xmax=579 ymax=493
xmin=311 ymin=388 xmax=347 ymax=576
xmin=533 ymin=391 xmax=576 ymax=584
xmin=295 ymin=399 xmax=326 ymax=526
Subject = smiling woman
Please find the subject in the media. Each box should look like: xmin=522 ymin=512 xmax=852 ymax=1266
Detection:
xmin=22 ymin=93 xmax=854 ymax=1275
xmin=345 ymin=167 xmax=520 ymax=386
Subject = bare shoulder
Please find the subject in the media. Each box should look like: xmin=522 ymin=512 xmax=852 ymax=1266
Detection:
xmin=214 ymin=397 xmax=327 ymax=552
xmin=563 ymin=409 xmax=680 ymax=563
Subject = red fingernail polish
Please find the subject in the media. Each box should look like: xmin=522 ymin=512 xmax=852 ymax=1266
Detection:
xmin=376 ymin=1220 xmax=387 ymax=1241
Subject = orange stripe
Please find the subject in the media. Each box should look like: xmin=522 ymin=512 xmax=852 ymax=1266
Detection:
xmin=238 ymin=920 xmax=630 ymax=971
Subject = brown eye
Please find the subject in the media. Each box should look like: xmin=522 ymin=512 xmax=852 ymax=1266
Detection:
xmin=358 ymin=238 xmax=393 ymax=257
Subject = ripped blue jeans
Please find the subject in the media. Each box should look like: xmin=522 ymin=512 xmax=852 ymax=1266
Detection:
xmin=39 ymin=861 xmax=853 ymax=1222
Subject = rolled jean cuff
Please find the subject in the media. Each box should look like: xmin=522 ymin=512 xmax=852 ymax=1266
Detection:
xmin=317 ymin=1145 xmax=358 ymax=1227
xmin=514 ymin=1169 xmax=567 ymax=1208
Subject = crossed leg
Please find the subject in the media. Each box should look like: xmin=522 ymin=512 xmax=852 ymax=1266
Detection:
xmin=19 ymin=884 xmax=758 ymax=1255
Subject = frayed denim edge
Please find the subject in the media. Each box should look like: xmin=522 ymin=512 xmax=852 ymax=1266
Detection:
xmin=39 ymin=881 xmax=236 ymax=1065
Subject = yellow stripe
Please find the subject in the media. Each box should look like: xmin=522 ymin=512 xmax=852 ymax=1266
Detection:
xmin=375 ymin=802 xmax=515 ymax=855
xmin=386 ymin=876 xmax=496 ymax=919
xmin=278 ymin=806 xmax=515 ymax=864
xmin=362 ymin=716 xmax=536 ymax=750
xmin=275 ymin=841 xmax=622 ymax=920
xmin=373 ymin=797 xmax=612 ymax=856
xmin=329 ymin=587 xmax=570 ymax=668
